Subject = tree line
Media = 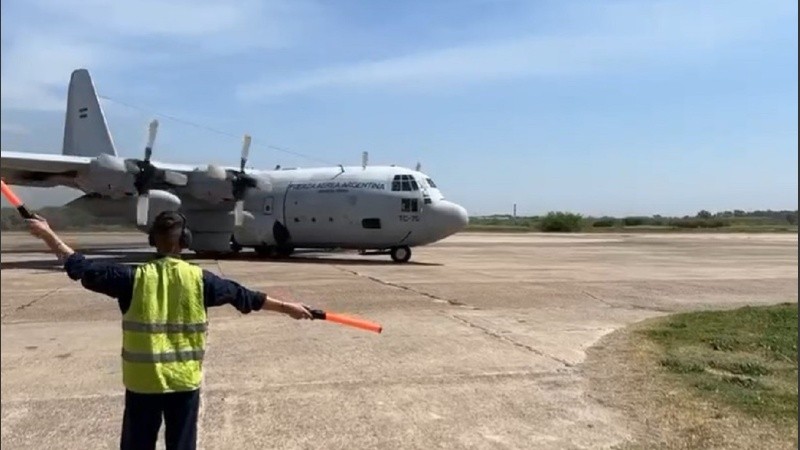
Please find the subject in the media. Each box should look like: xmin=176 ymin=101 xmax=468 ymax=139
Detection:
xmin=1 ymin=206 xmax=135 ymax=231
xmin=470 ymin=209 xmax=799 ymax=232
xmin=2 ymin=206 xmax=797 ymax=233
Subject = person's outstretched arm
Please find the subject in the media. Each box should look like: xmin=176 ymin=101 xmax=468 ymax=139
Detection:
xmin=202 ymin=270 xmax=313 ymax=320
xmin=26 ymin=215 xmax=75 ymax=262
xmin=25 ymin=216 xmax=135 ymax=304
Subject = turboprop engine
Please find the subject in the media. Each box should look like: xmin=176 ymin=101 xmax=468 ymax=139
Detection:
xmin=183 ymin=135 xmax=272 ymax=226
xmin=81 ymin=153 xmax=136 ymax=198
xmin=186 ymin=165 xmax=236 ymax=204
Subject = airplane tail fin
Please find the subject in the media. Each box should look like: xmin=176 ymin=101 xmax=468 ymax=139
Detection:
xmin=62 ymin=69 xmax=117 ymax=157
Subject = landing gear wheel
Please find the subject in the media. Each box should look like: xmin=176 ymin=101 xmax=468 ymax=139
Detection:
xmin=195 ymin=251 xmax=223 ymax=259
xmin=230 ymin=235 xmax=243 ymax=253
xmin=276 ymin=246 xmax=294 ymax=258
xmin=390 ymin=246 xmax=411 ymax=263
xmin=255 ymin=245 xmax=277 ymax=258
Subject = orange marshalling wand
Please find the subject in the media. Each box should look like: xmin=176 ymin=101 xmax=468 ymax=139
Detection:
xmin=306 ymin=308 xmax=382 ymax=334
xmin=1 ymin=179 xmax=34 ymax=219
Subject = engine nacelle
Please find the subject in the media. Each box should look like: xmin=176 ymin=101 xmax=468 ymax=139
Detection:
xmin=185 ymin=169 xmax=233 ymax=204
xmin=79 ymin=154 xmax=136 ymax=198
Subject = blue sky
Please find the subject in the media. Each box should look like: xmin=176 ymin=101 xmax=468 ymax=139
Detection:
xmin=1 ymin=0 xmax=797 ymax=216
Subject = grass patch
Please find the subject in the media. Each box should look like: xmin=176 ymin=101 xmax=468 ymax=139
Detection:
xmin=639 ymin=303 xmax=798 ymax=422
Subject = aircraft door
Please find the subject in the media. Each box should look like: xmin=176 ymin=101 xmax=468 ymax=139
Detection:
xmin=233 ymin=189 xmax=289 ymax=247
xmin=260 ymin=194 xmax=283 ymax=246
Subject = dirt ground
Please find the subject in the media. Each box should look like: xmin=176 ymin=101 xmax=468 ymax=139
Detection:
xmin=1 ymin=231 xmax=796 ymax=449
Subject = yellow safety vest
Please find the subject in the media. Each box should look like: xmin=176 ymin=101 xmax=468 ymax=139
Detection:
xmin=121 ymin=257 xmax=207 ymax=394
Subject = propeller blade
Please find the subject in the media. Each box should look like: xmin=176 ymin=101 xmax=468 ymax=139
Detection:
xmin=144 ymin=119 xmax=159 ymax=162
xmin=233 ymin=200 xmax=245 ymax=226
xmin=240 ymin=134 xmax=251 ymax=171
xmin=136 ymin=194 xmax=150 ymax=226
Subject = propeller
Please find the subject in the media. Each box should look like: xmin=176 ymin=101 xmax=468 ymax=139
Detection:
xmin=125 ymin=119 xmax=188 ymax=226
xmin=230 ymin=134 xmax=260 ymax=226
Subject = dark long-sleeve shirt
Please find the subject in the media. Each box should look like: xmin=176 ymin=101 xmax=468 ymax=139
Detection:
xmin=63 ymin=253 xmax=266 ymax=314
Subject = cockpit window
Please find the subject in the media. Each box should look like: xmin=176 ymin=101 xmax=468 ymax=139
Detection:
xmin=426 ymin=178 xmax=437 ymax=188
xmin=401 ymin=198 xmax=419 ymax=212
xmin=392 ymin=174 xmax=419 ymax=192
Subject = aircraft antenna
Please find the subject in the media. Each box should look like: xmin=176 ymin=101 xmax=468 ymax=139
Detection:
xmin=362 ymin=151 xmax=368 ymax=170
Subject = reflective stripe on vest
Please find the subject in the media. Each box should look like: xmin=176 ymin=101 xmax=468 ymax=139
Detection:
xmin=122 ymin=321 xmax=208 ymax=333
xmin=122 ymin=349 xmax=206 ymax=363
xmin=122 ymin=257 xmax=207 ymax=394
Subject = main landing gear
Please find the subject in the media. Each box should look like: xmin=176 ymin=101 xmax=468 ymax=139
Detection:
xmin=254 ymin=244 xmax=295 ymax=259
xmin=390 ymin=246 xmax=412 ymax=263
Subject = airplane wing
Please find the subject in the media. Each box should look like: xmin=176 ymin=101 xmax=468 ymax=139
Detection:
xmin=0 ymin=151 xmax=91 ymax=189
xmin=0 ymin=150 xmax=240 ymax=193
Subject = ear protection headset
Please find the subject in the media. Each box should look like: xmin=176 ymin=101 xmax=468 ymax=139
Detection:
xmin=148 ymin=212 xmax=193 ymax=249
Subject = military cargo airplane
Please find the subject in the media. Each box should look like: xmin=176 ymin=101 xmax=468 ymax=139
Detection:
xmin=0 ymin=69 xmax=468 ymax=262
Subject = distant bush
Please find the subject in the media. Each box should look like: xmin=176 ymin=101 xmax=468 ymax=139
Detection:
xmin=592 ymin=218 xmax=617 ymax=228
xmin=696 ymin=210 xmax=712 ymax=219
xmin=623 ymin=216 xmax=648 ymax=226
xmin=538 ymin=212 xmax=584 ymax=232
xmin=668 ymin=218 xmax=729 ymax=229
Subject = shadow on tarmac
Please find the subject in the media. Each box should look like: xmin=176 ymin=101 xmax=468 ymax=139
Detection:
xmin=0 ymin=248 xmax=444 ymax=271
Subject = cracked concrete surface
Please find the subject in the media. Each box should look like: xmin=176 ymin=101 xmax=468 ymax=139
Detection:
xmin=1 ymin=231 xmax=796 ymax=449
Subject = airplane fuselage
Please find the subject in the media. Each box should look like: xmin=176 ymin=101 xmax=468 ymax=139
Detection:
xmin=233 ymin=165 xmax=468 ymax=251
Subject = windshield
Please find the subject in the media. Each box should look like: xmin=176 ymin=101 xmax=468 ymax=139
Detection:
xmin=391 ymin=174 xmax=419 ymax=191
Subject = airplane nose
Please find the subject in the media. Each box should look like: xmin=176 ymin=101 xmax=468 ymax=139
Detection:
xmin=437 ymin=200 xmax=469 ymax=234
xmin=453 ymin=203 xmax=469 ymax=229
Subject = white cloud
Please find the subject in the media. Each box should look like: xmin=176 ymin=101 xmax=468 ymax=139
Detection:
xmin=0 ymin=35 xmax=118 ymax=111
xmin=238 ymin=0 xmax=796 ymax=99
xmin=0 ymin=0 xmax=323 ymax=111
xmin=35 ymin=0 xmax=249 ymax=37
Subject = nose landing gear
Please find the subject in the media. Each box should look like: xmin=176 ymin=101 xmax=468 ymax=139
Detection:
xmin=390 ymin=245 xmax=412 ymax=263
xmin=360 ymin=245 xmax=413 ymax=263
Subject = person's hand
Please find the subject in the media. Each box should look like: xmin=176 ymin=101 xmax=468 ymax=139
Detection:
xmin=279 ymin=301 xmax=314 ymax=320
xmin=25 ymin=215 xmax=53 ymax=240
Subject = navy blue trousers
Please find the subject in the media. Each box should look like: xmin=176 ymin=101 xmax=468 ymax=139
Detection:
xmin=120 ymin=389 xmax=200 ymax=450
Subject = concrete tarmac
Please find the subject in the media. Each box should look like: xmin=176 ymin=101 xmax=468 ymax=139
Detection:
xmin=1 ymin=231 xmax=797 ymax=449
